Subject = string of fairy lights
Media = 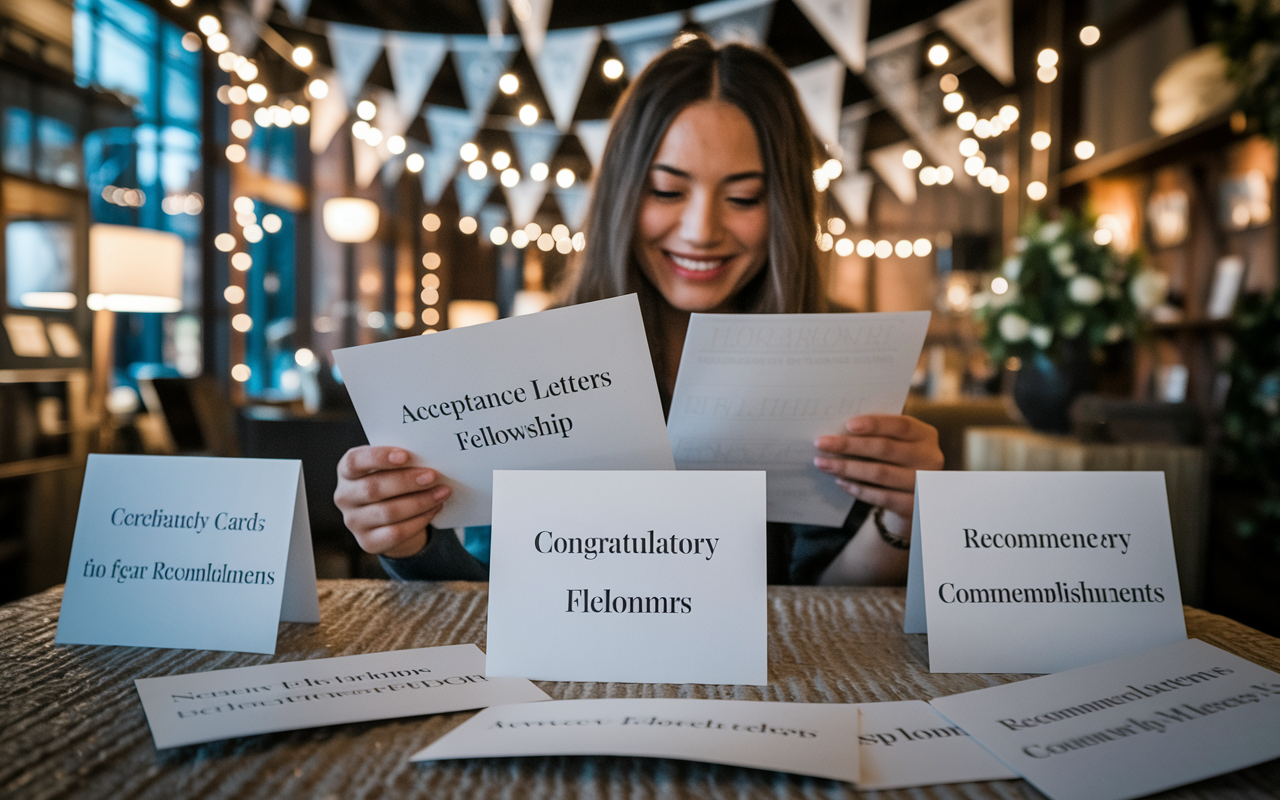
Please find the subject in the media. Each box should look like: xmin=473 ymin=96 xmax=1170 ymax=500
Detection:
xmin=174 ymin=2 xmax=621 ymax=380
xmin=173 ymin=3 xmax=1111 ymax=380
xmin=814 ymin=25 xmax=1108 ymax=279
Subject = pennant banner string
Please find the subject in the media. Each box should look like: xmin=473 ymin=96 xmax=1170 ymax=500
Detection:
xmin=690 ymin=0 xmax=774 ymax=47
xmin=385 ymin=32 xmax=449 ymax=123
xmin=535 ymin=26 xmax=603 ymax=131
xmin=450 ymin=34 xmax=521 ymax=122
xmin=509 ymin=0 xmax=554 ymax=59
xmin=326 ymin=22 xmax=385 ymax=108
xmin=604 ymin=11 xmax=684 ymax=78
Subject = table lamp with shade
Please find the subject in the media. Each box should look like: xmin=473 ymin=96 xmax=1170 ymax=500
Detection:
xmin=321 ymin=198 xmax=379 ymax=344
xmin=87 ymin=224 xmax=184 ymax=442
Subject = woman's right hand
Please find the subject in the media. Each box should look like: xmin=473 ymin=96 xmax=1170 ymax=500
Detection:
xmin=334 ymin=445 xmax=452 ymax=558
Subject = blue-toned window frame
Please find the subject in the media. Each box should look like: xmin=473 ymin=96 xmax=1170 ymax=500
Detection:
xmin=74 ymin=0 xmax=203 ymax=379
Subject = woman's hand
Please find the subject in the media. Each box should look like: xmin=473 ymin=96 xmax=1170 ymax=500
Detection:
xmin=813 ymin=414 xmax=944 ymax=521
xmin=334 ymin=446 xmax=452 ymax=558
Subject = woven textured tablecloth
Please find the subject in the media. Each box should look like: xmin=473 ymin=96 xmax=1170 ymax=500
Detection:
xmin=3 ymin=581 xmax=1279 ymax=799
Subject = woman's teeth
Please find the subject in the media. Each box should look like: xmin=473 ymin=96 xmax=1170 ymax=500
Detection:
xmin=670 ymin=254 xmax=726 ymax=272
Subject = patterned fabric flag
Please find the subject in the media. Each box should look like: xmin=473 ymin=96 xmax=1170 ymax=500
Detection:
xmin=327 ymin=22 xmax=385 ymax=109
xmin=451 ymin=34 xmax=521 ymax=121
xmin=457 ymin=172 xmax=498 ymax=218
xmin=937 ymin=0 xmax=1014 ymax=85
xmin=553 ymin=185 xmax=590 ymax=231
xmin=867 ymin=141 xmax=918 ymax=205
xmin=421 ymin=105 xmax=483 ymax=204
xmin=309 ymin=68 xmax=350 ymax=155
xmin=535 ymin=26 xmax=602 ymax=131
xmin=502 ymin=176 xmax=551 ymax=229
xmin=574 ymin=119 xmax=610 ymax=172
xmin=477 ymin=0 xmax=508 ymax=42
xmin=506 ymin=119 xmax=562 ymax=172
xmin=604 ymin=12 xmax=683 ymax=78
xmin=792 ymin=0 xmax=870 ymax=73
xmin=508 ymin=0 xmax=554 ymax=59
xmin=385 ymin=32 xmax=448 ymax=122
xmin=829 ymin=171 xmax=874 ymax=226
xmin=690 ymin=0 xmax=774 ymax=47
xmin=277 ymin=0 xmax=310 ymax=23
xmin=789 ymin=56 xmax=845 ymax=147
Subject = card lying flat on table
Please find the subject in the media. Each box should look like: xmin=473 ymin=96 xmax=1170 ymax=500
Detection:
xmin=858 ymin=700 xmax=1018 ymax=790
xmin=334 ymin=294 xmax=674 ymax=529
xmin=134 ymin=644 xmax=550 ymax=749
xmin=666 ymin=311 xmax=930 ymax=526
xmin=410 ymin=698 xmax=861 ymax=784
xmin=930 ymin=639 xmax=1280 ymax=800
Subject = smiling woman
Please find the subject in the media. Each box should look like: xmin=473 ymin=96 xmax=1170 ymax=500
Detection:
xmin=333 ymin=37 xmax=944 ymax=587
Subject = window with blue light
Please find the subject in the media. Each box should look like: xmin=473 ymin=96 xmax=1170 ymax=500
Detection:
xmin=241 ymin=201 xmax=298 ymax=397
xmin=75 ymin=0 xmax=204 ymax=379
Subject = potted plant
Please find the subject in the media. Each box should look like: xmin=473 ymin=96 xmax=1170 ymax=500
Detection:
xmin=971 ymin=215 xmax=1168 ymax=431
xmin=1217 ymin=288 xmax=1280 ymax=550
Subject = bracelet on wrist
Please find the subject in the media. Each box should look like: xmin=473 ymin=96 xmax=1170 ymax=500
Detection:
xmin=874 ymin=507 xmax=911 ymax=550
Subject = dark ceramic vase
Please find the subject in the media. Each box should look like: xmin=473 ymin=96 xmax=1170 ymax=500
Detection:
xmin=1012 ymin=344 xmax=1097 ymax=433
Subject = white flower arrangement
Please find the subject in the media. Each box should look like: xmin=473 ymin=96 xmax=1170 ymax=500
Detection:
xmin=975 ymin=215 xmax=1165 ymax=364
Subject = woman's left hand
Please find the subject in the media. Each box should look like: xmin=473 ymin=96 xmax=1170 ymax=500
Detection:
xmin=813 ymin=414 xmax=944 ymax=519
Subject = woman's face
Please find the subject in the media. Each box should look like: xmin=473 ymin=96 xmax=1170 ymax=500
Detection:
xmin=635 ymin=100 xmax=769 ymax=313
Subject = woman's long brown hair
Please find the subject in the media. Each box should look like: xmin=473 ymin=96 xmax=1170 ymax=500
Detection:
xmin=559 ymin=37 xmax=826 ymax=382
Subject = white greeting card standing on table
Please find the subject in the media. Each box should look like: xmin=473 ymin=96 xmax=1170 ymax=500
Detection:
xmin=930 ymin=639 xmax=1280 ymax=800
xmin=904 ymin=471 xmax=1186 ymax=673
xmin=333 ymin=294 xmax=674 ymax=529
xmin=666 ymin=311 xmax=930 ymax=526
xmin=411 ymin=698 xmax=861 ymax=784
xmin=486 ymin=470 xmax=767 ymax=685
xmin=56 ymin=454 xmax=319 ymax=654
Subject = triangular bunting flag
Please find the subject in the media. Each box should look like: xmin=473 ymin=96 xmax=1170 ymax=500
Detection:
xmin=789 ymin=56 xmax=845 ymax=147
xmin=506 ymin=119 xmax=562 ymax=172
xmin=604 ymin=12 xmax=684 ymax=78
xmin=422 ymin=105 xmax=482 ymax=202
xmin=451 ymin=34 xmax=520 ymax=121
xmin=457 ymin=172 xmax=498 ymax=218
xmin=502 ymin=176 xmax=551 ymax=229
xmin=277 ymin=0 xmax=310 ymax=23
xmin=867 ymin=141 xmax=917 ymax=205
xmin=534 ymin=26 xmax=601 ymax=131
xmin=309 ymin=69 xmax=350 ymax=155
xmin=574 ymin=119 xmax=610 ymax=171
xmin=863 ymin=39 xmax=968 ymax=186
xmin=829 ymin=170 xmax=874 ymax=226
xmin=478 ymin=0 xmax=508 ymax=42
xmin=792 ymin=0 xmax=870 ymax=73
xmin=421 ymin=148 xmax=456 ymax=205
xmin=479 ymin=204 xmax=509 ymax=239
xmin=222 ymin=0 xmax=260 ymax=55
xmin=509 ymin=0 xmax=554 ymax=59
xmin=838 ymin=102 xmax=871 ymax=174
xmin=554 ymin=185 xmax=590 ymax=231
xmin=327 ymin=22 xmax=385 ymax=108
xmin=690 ymin=0 xmax=774 ymax=47
xmin=937 ymin=0 xmax=1014 ymax=85
xmin=382 ymin=153 xmax=407 ymax=189
xmin=371 ymin=87 xmax=410 ymax=140
xmin=353 ymin=136 xmax=386 ymax=189
xmin=385 ymin=32 xmax=448 ymax=122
